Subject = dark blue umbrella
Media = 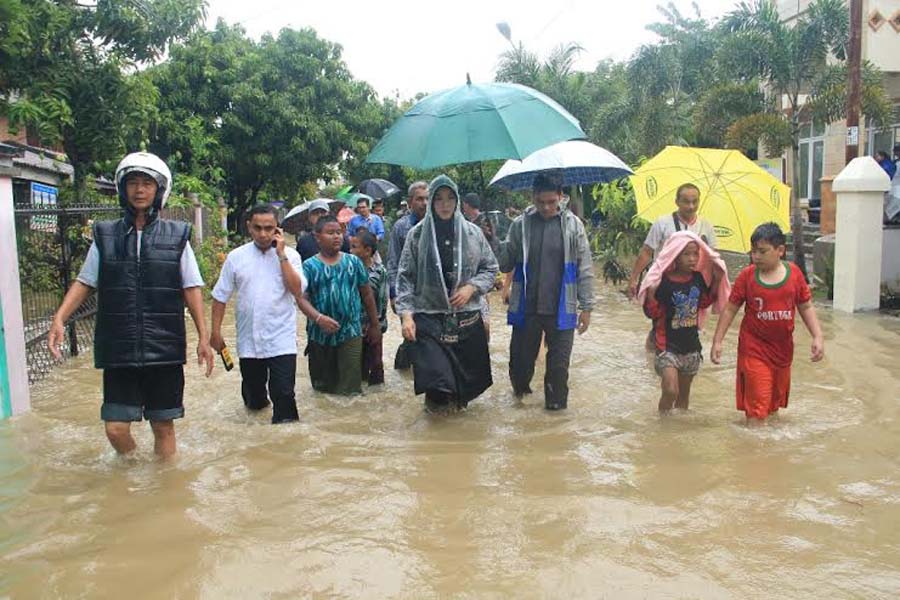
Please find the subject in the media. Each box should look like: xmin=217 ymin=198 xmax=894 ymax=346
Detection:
xmin=356 ymin=178 xmax=400 ymax=200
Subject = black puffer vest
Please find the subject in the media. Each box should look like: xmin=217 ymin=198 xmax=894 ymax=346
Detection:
xmin=93 ymin=215 xmax=192 ymax=368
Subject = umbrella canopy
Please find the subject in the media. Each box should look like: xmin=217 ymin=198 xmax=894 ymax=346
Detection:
xmin=357 ymin=178 xmax=400 ymax=199
xmin=489 ymin=140 xmax=633 ymax=190
xmin=281 ymin=199 xmax=334 ymax=234
xmin=365 ymin=79 xmax=586 ymax=169
xmin=631 ymin=146 xmax=791 ymax=254
xmin=281 ymin=201 xmax=311 ymax=235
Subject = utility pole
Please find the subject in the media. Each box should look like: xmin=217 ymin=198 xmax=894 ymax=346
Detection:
xmin=845 ymin=0 xmax=863 ymax=164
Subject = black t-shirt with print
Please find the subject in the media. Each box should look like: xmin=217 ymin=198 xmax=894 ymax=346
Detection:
xmin=644 ymin=272 xmax=712 ymax=354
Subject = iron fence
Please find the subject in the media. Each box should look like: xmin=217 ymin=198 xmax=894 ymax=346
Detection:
xmin=13 ymin=200 xmax=203 ymax=384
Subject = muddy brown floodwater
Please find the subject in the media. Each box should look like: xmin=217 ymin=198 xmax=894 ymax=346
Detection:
xmin=2 ymin=280 xmax=899 ymax=598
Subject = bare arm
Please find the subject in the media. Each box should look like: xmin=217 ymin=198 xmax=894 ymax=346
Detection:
xmin=798 ymin=301 xmax=825 ymax=362
xmin=48 ymin=281 xmax=94 ymax=359
xmin=710 ymin=301 xmax=741 ymax=364
xmin=628 ymin=245 xmax=654 ymax=299
xmin=296 ymin=293 xmax=340 ymax=334
xmin=183 ymin=287 xmax=214 ymax=376
xmin=210 ymin=299 xmax=227 ymax=352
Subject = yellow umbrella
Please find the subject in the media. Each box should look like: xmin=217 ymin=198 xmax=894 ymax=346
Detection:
xmin=630 ymin=146 xmax=790 ymax=253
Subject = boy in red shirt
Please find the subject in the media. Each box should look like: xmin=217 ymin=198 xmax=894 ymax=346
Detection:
xmin=710 ymin=223 xmax=825 ymax=425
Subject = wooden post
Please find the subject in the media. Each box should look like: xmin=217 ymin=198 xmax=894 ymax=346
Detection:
xmin=0 ymin=155 xmax=30 ymax=417
xmin=845 ymin=0 xmax=863 ymax=164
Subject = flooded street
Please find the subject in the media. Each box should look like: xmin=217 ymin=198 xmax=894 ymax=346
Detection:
xmin=2 ymin=281 xmax=900 ymax=599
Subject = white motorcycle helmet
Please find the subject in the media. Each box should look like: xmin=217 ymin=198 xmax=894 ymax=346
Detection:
xmin=114 ymin=152 xmax=172 ymax=209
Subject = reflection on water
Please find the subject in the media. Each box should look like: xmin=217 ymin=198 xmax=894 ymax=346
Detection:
xmin=2 ymin=281 xmax=900 ymax=598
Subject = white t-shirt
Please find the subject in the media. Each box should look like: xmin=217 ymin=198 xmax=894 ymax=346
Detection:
xmin=76 ymin=232 xmax=204 ymax=288
xmin=643 ymin=214 xmax=718 ymax=255
xmin=211 ymin=242 xmax=306 ymax=359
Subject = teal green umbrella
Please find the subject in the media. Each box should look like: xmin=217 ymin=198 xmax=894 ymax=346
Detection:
xmin=366 ymin=78 xmax=585 ymax=169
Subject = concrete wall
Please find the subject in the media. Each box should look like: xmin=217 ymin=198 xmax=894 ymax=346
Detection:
xmin=867 ymin=0 xmax=900 ymax=72
xmin=883 ymin=227 xmax=900 ymax=290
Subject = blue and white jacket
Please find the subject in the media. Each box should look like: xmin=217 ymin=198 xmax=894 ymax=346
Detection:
xmin=498 ymin=207 xmax=595 ymax=330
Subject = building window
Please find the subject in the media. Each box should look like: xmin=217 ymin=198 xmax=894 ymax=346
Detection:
xmin=798 ymin=122 xmax=825 ymax=202
xmin=870 ymin=123 xmax=899 ymax=158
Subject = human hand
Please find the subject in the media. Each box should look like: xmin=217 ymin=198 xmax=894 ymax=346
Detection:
xmin=316 ymin=314 xmax=340 ymax=334
xmin=401 ymin=314 xmax=416 ymax=342
xmin=47 ymin=319 xmax=65 ymax=360
xmin=198 ymin=340 xmax=215 ymax=377
xmin=273 ymin=227 xmax=286 ymax=255
xmin=710 ymin=340 xmax=723 ymax=364
xmin=627 ymin=279 xmax=639 ymax=300
xmin=577 ymin=311 xmax=591 ymax=335
xmin=209 ymin=330 xmax=225 ymax=353
xmin=449 ymin=284 xmax=476 ymax=308
xmin=501 ymin=285 xmax=510 ymax=304
xmin=811 ymin=336 xmax=825 ymax=362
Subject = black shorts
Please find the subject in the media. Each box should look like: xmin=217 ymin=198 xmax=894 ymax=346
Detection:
xmin=101 ymin=365 xmax=185 ymax=422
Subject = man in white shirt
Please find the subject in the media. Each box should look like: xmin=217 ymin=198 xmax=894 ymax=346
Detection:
xmin=210 ymin=204 xmax=306 ymax=423
xmin=628 ymin=183 xmax=718 ymax=298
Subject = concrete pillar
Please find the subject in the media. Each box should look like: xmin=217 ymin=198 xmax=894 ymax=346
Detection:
xmin=0 ymin=156 xmax=30 ymax=417
xmin=832 ymin=156 xmax=891 ymax=312
xmin=217 ymin=197 xmax=227 ymax=235
xmin=190 ymin=192 xmax=203 ymax=243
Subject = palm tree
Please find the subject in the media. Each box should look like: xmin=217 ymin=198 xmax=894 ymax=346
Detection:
xmin=720 ymin=0 xmax=853 ymax=275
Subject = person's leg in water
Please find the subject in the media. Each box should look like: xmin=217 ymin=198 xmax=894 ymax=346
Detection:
xmin=239 ymin=358 xmax=270 ymax=410
xmin=659 ymin=366 xmax=679 ymax=413
xmin=149 ymin=420 xmax=176 ymax=458
xmin=543 ymin=317 xmax=574 ymax=410
xmin=105 ymin=421 xmax=137 ymax=454
xmin=424 ymin=391 xmax=452 ymax=413
xmin=675 ymin=372 xmax=694 ymax=410
xmin=509 ymin=319 xmax=543 ymax=397
xmin=266 ymin=354 xmax=299 ymax=423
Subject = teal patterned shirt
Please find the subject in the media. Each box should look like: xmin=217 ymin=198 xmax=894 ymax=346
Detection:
xmin=303 ymin=253 xmax=369 ymax=346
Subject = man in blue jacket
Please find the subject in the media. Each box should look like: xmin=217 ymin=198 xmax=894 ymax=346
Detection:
xmin=499 ymin=172 xmax=595 ymax=410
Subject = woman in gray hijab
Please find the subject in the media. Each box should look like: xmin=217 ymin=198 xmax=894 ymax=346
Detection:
xmin=395 ymin=174 xmax=499 ymax=411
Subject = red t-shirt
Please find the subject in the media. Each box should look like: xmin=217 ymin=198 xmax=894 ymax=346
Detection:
xmin=728 ymin=262 xmax=812 ymax=368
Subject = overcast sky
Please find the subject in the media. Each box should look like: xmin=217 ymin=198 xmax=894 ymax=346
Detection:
xmin=205 ymin=0 xmax=739 ymax=100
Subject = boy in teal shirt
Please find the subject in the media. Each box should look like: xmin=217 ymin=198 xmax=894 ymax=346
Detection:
xmin=298 ymin=216 xmax=381 ymax=395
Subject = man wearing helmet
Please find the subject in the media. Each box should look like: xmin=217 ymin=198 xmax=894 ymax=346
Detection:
xmin=48 ymin=152 xmax=214 ymax=459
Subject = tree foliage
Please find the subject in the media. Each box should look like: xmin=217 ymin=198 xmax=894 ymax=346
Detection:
xmin=0 ymin=0 xmax=205 ymax=199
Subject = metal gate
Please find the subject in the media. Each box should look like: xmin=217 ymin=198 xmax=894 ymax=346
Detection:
xmin=13 ymin=198 xmax=121 ymax=383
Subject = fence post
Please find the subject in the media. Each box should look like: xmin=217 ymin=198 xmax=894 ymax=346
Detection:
xmin=0 ymin=153 xmax=30 ymax=418
xmin=832 ymin=156 xmax=891 ymax=312
xmin=190 ymin=193 xmax=203 ymax=244
xmin=217 ymin=197 xmax=227 ymax=235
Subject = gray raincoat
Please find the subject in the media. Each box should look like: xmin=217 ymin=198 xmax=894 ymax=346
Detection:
xmin=395 ymin=174 xmax=499 ymax=315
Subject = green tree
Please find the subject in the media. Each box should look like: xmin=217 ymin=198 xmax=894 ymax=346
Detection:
xmin=721 ymin=0 xmax=891 ymax=274
xmin=151 ymin=22 xmax=391 ymax=227
xmin=0 ymin=0 xmax=205 ymax=201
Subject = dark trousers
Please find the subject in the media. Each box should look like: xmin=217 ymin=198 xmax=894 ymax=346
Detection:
xmin=239 ymin=354 xmax=299 ymax=423
xmin=509 ymin=315 xmax=575 ymax=409
xmin=361 ymin=333 xmax=385 ymax=385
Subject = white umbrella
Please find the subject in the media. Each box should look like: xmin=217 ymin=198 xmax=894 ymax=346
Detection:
xmin=489 ymin=140 xmax=632 ymax=190
xmin=281 ymin=198 xmax=334 ymax=234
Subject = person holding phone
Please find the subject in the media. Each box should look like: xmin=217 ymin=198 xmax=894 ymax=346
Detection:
xmin=210 ymin=204 xmax=306 ymax=423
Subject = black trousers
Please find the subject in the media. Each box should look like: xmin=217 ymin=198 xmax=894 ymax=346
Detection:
xmin=239 ymin=354 xmax=299 ymax=423
xmin=509 ymin=315 xmax=575 ymax=409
